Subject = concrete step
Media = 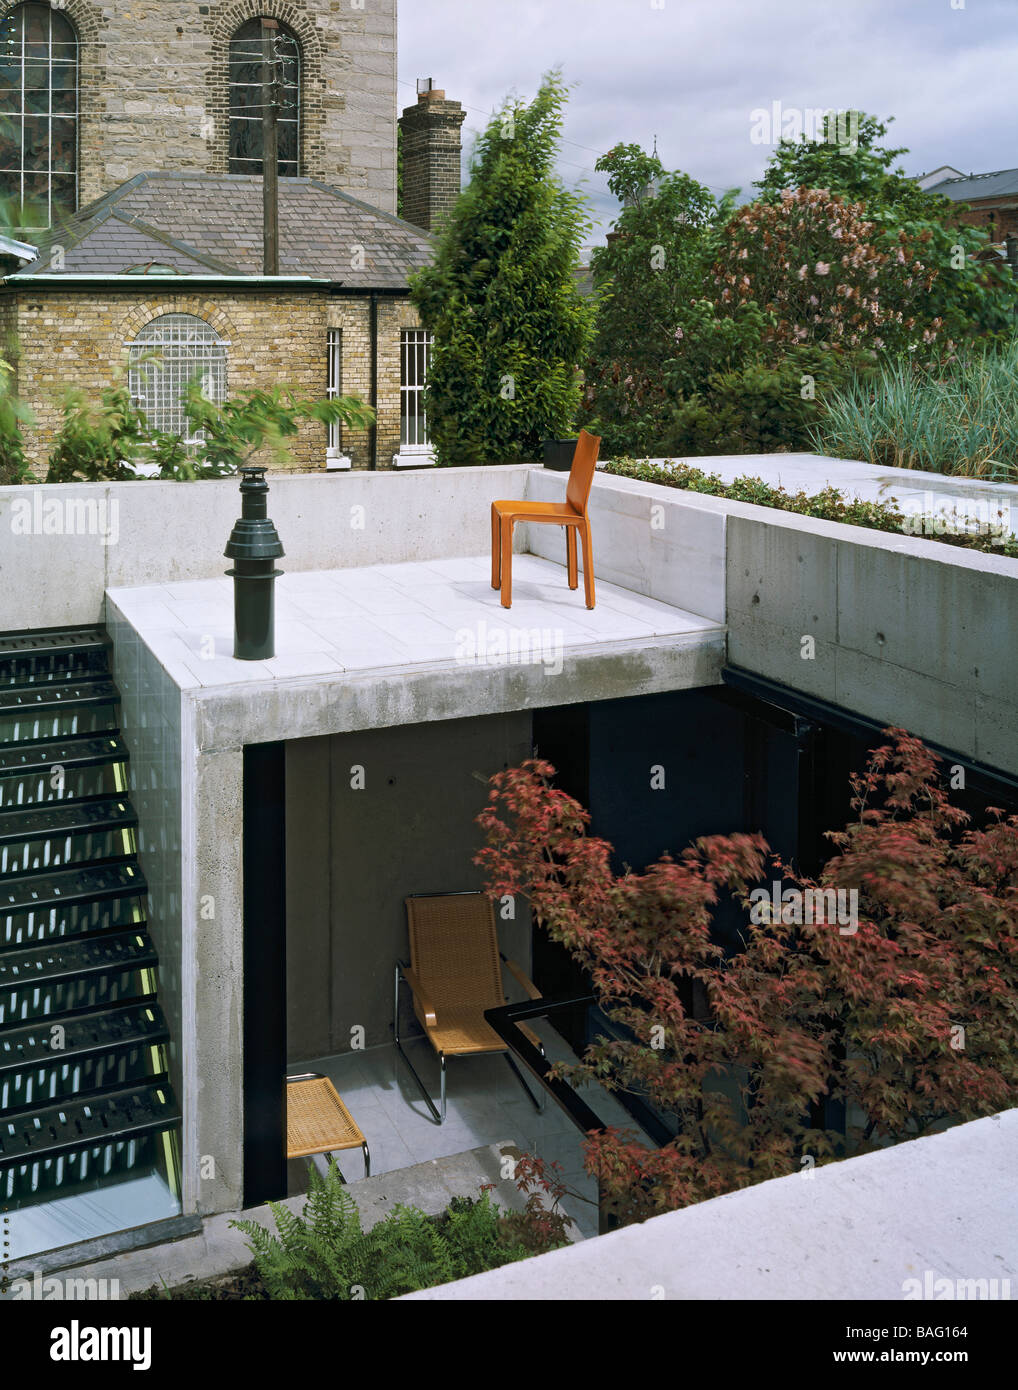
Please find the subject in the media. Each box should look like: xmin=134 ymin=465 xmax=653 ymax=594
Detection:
xmin=2 ymin=1141 xmax=587 ymax=1299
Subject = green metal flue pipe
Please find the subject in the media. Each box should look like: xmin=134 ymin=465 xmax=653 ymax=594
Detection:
xmin=224 ymin=466 xmax=285 ymax=660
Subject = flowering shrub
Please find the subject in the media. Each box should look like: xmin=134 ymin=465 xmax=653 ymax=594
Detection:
xmin=475 ymin=732 xmax=1018 ymax=1226
xmin=712 ymin=186 xmax=942 ymax=355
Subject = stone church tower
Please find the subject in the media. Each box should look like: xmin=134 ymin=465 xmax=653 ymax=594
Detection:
xmin=0 ymin=0 xmax=398 ymax=225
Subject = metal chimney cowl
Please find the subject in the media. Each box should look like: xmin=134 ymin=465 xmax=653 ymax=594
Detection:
xmin=224 ymin=465 xmax=285 ymax=661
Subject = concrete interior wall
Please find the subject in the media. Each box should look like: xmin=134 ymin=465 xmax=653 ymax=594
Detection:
xmin=285 ymin=710 xmax=534 ymax=1062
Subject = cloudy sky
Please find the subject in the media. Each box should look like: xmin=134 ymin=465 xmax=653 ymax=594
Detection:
xmin=397 ymin=0 xmax=1017 ymax=251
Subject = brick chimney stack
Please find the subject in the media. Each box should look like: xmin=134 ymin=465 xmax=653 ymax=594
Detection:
xmin=399 ymin=80 xmax=466 ymax=233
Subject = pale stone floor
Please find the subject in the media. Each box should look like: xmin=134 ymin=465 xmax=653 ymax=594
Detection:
xmin=293 ymin=1024 xmax=650 ymax=1241
xmin=106 ymin=552 xmax=722 ymax=691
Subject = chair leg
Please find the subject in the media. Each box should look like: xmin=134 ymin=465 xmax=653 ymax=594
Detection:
xmin=504 ymin=1051 xmax=544 ymax=1113
xmin=500 ymin=516 xmax=514 ymax=609
xmin=580 ymin=521 xmax=595 ymax=609
xmin=362 ymin=1142 xmax=371 ymax=1179
xmin=491 ymin=505 xmax=501 ymax=590
xmin=566 ymin=526 xmax=578 ymax=590
xmin=440 ymin=1052 xmax=447 ymax=1123
xmin=393 ymin=963 xmax=443 ymax=1124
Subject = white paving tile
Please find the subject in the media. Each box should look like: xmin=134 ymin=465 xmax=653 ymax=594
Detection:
xmin=112 ymin=554 xmax=723 ymax=692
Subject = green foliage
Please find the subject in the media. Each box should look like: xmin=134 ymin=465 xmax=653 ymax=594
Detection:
xmin=658 ymin=341 xmax=872 ymax=457
xmin=603 ymin=456 xmax=1018 ymax=558
xmin=410 ymin=71 xmax=595 ymax=465
xmin=0 ymin=358 xmax=34 ymax=485
xmin=580 ymin=144 xmax=739 ymax=456
xmin=230 ymin=1157 xmax=568 ymax=1300
xmin=755 ymin=112 xmax=1018 ymax=344
xmin=37 ymin=372 xmax=375 ymax=483
xmin=812 ymin=337 xmax=1018 ymax=480
xmin=180 ymin=380 xmax=374 ymax=475
xmin=712 ymin=185 xmax=939 ymax=356
xmin=45 ymin=381 xmax=151 ymax=483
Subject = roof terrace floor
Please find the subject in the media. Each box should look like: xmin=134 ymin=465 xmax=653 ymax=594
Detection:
xmin=107 ymin=553 xmax=724 ymax=695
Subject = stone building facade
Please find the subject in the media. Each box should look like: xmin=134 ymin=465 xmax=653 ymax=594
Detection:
xmin=0 ymin=0 xmax=398 ymax=217
xmin=0 ymin=0 xmax=468 ymax=473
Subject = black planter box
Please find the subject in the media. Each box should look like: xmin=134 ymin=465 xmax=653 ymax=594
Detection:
xmin=542 ymin=438 xmax=577 ymax=471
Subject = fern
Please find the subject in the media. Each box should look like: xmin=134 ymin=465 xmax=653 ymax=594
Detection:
xmin=230 ymin=1161 xmax=568 ymax=1300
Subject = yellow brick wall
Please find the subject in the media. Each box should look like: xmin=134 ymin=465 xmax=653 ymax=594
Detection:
xmin=9 ymin=288 xmax=424 ymax=473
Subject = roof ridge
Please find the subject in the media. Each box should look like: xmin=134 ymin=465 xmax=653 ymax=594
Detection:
xmin=108 ymin=210 xmax=241 ymax=275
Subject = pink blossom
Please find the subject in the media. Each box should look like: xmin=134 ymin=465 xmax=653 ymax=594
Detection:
xmin=815 ymin=261 xmax=830 ymax=276
xmin=797 ymin=265 xmax=808 ymax=280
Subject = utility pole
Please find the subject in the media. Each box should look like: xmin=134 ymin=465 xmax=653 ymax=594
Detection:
xmin=261 ymin=17 xmax=279 ymax=276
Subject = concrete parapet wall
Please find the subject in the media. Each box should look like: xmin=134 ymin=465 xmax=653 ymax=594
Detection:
xmin=0 ymin=465 xmax=535 ymax=632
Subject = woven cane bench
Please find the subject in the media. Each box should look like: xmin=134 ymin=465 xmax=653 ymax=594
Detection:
xmin=285 ymin=1072 xmax=370 ymax=1179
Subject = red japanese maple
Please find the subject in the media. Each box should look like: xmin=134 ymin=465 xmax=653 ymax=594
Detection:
xmin=475 ymin=730 xmax=1018 ymax=1225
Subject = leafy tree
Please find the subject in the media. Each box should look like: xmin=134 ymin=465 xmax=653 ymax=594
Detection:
xmin=475 ymin=731 xmax=1018 ymax=1227
xmin=755 ymin=112 xmax=1018 ymax=344
xmin=410 ymin=72 xmax=595 ymax=465
xmin=579 ymin=144 xmax=743 ymax=456
xmin=712 ymin=186 xmax=940 ymax=356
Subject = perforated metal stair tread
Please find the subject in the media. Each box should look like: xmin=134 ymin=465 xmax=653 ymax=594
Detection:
xmin=0 ymin=860 xmax=146 ymax=914
xmin=0 ymin=930 xmax=156 ymax=992
xmin=0 ymin=1080 xmax=180 ymax=1168
xmin=0 ymin=731 xmax=129 ymax=779
xmin=0 ymin=677 xmax=120 ymax=715
xmin=0 ymin=628 xmax=110 ymax=664
xmin=0 ymin=625 xmax=180 ymax=1213
xmin=0 ymin=795 xmax=138 ymax=848
xmin=0 ymin=1001 xmax=168 ymax=1076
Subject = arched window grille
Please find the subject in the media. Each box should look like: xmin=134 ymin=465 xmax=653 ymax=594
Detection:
xmin=228 ymin=18 xmax=300 ymax=177
xmin=128 ymin=315 xmax=228 ymax=444
xmin=0 ymin=2 xmax=78 ymax=227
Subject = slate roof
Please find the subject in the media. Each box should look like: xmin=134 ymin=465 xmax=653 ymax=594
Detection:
xmin=16 ymin=173 xmax=435 ymax=288
xmin=926 ymin=168 xmax=1018 ymax=202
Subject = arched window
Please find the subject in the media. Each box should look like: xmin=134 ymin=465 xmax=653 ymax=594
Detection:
xmin=0 ymin=2 xmax=78 ymax=227
xmin=228 ymin=18 xmax=300 ymax=177
xmin=128 ymin=315 xmax=228 ymax=443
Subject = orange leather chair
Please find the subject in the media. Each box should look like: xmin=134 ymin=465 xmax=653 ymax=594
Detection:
xmin=491 ymin=430 xmax=601 ymax=610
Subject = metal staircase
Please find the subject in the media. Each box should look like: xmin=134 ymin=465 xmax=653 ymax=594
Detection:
xmin=0 ymin=627 xmax=180 ymax=1218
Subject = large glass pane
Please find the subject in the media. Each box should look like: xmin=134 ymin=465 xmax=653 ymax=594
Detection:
xmin=22 ymin=114 xmax=47 ymax=169
xmin=0 ymin=124 xmax=21 ymax=169
xmin=0 ymin=61 xmax=21 ymax=98
xmin=51 ymin=12 xmax=76 ymax=59
xmin=0 ymin=170 xmax=20 ymax=204
xmin=24 ymin=7 xmax=48 ymax=46
xmin=21 ymin=170 xmax=49 ymax=225
xmin=51 ymin=118 xmax=74 ymax=171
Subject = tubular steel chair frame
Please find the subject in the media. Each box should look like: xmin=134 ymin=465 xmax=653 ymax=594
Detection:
xmin=286 ymin=1071 xmax=370 ymax=1180
xmin=490 ymin=429 xmax=601 ymax=610
xmin=394 ymin=891 xmax=547 ymax=1125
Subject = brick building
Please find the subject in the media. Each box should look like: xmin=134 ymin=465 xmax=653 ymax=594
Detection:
xmin=922 ymin=168 xmax=1018 ymax=242
xmin=0 ymin=1 xmax=467 ymax=471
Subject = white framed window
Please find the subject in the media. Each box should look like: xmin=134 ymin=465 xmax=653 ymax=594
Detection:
xmin=400 ymin=328 xmax=432 ymax=451
xmin=0 ymin=3 xmax=79 ymax=228
xmin=127 ymin=314 xmax=228 ymax=443
xmin=326 ymin=327 xmax=342 ymax=457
